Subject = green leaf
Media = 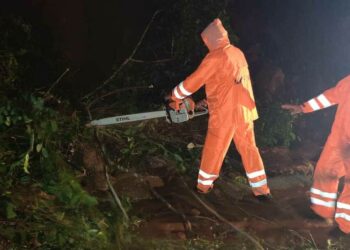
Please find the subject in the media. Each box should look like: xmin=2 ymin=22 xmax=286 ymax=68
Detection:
xmin=5 ymin=116 xmax=11 ymax=126
xmin=19 ymin=175 xmax=30 ymax=184
xmin=36 ymin=143 xmax=43 ymax=152
xmin=42 ymin=148 xmax=49 ymax=158
xmin=88 ymin=229 xmax=98 ymax=235
xmin=51 ymin=120 xmax=58 ymax=132
xmin=23 ymin=153 xmax=30 ymax=174
xmin=24 ymin=116 xmax=32 ymax=124
xmin=6 ymin=202 xmax=17 ymax=219
xmin=173 ymin=153 xmax=183 ymax=163
xmin=57 ymin=212 xmax=65 ymax=221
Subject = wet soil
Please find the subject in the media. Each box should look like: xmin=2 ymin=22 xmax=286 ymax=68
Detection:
xmin=129 ymin=171 xmax=338 ymax=249
xmin=101 ymin=117 xmax=350 ymax=249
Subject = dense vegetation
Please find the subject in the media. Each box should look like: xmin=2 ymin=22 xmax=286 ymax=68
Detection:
xmin=0 ymin=15 xmax=118 ymax=249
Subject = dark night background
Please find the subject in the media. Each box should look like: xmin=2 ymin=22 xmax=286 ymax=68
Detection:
xmin=2 ymin=0 xmax=350 ymax=96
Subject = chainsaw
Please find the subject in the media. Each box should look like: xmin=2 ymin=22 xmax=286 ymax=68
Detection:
xmin=86 ymin=99 xmax=208 ymax=127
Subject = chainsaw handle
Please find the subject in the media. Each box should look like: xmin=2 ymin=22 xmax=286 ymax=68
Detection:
xmin=193 ymin=108 xmax=208 ymax=117
xmin=163 ymin=97 xmax=173 ymax=123
xmin=164 ymin=96 xmax=207 ymax=123
xmin=164 ymin=98 xmax=190 ymax=123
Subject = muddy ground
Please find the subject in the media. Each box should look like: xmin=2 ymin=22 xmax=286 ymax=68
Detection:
xmin=92 ymin=117 xmax=350 ymax=249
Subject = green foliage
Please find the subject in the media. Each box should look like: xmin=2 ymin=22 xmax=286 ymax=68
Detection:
xmin=123 ymin=234 xmax=265 ymax=250
xmin=0 ymin=14 xmax=63 ymax=93
xmin=255 ymin=102 xmax=297 ymax=147
xmin=0 ymin=94 xmax=63 ymax=177
xmin=0 ymin=14 xmax=124 ymax=249
xmin=0 ymin=98 xmax=113 ymax=249
xmin=0 ymin=15 xmax=30 ymax=91
xmin=121 ymin=237 xmax=225 ymax=250
xmin=0 ymin=196 xmax=110 ymax=250
xmin=0 ymin=90 xmax=114 ymax=248
xmin=0 ymin=52 xmax=18 ymax=89
xmin=46 ymin=170 xmax=98 ymax=209
xmin=104 ymin=123 xmax=201 ymax=175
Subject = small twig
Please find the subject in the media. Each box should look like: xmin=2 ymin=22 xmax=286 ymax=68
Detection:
xmin=45 ymin=68 xmax=70 ymax=96
xmin=82 ymin=10 xmax=162 ymax=101
xmin=96 ymin=130 xmax=122 ymax=143
xmin=308 ymin=232 xmax=318 ymax=249
xmin=87 ymin=85 xmax=153 ymax=108
xmin=129 ymin=58 xmax=174 ymax=63
xmin=289 ymin=229 xmax=316 ymax=248
xmin=193 ymin=215 xmax=219 ymax=224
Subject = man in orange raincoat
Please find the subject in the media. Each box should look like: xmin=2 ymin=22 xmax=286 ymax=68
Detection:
xmin=282 ymin=75 xmax=350 ymax=234
xmin=168 ymin=18 xmax=271 ymax=199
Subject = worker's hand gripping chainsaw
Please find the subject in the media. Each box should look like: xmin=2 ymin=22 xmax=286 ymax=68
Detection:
xmin=86 ymin=97 xmax=208 ymax=127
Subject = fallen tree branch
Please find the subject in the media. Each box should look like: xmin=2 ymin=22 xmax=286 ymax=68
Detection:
xmin=147 ymin=181 xmax=192 ymax=236
xmin=193 ymin=215 xmax=219 ymax=224
xmin=45 ymin=68 xmax=70 ymax=96
xmin=82 ymin=10 xmax=162 ymax=101
xmin=178 ymin=177 xmax=265 ymax=250
xmin=235 ymin=205 xmax=276 ymax=225
xmin=87 ymin=85 xmax=153 ymax=109
xmin=86 ymin=106 xmax=129 ymax=223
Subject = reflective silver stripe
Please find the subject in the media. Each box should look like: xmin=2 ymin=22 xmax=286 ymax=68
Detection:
xmin=198 ymin=179 xmax=213 ymax=186
xmin=308 ymin=99 xmax=320 ymax=111
xmin=199 ymin=170 xmax=218 ymax=179
xmin=310 ymin=188 xmax=337 ymax=199
xmin=337 ymin=202 xmax=350 ymax=210
xmin=179 ymin=82 xmax=192 ymax=96
xmin=310 ymin=197 xmax=336 ymax=208
xmin=246 ymin=170 xmax=265 ymax=179
xmin=249 ymin=179 xmax=267 ymax=188
xmin=173 ymin=87 xmax=185 ymax=99
xmin=335 ymin=213 xmax=350 ymax=221
xmin=317 ymin=94 xmax=332 ymax=108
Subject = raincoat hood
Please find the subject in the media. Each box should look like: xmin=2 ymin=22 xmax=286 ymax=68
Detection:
xmin=201 ymin=18 xmax=230 ymax=51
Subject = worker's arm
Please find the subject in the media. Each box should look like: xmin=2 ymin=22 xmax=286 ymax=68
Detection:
xmin=301 ymin=76 xmax=350 ymax=113
xmin=170 ymin=53 xmax=218 ymax=102
xmin=282 ymin=75 xmax=350 ymax=114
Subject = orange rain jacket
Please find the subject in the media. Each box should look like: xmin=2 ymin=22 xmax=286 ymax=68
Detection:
xmin=171 ymin=20 xmax=257 ymax=127
xmin=170 ymin=19 xmax=270 ymax=195
xmin=301 ymin=75 xmax=350 ymax=233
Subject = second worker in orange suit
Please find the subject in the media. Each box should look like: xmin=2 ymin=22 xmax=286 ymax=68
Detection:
xmin=282 ymin=75 xmax=350 ymax=234
xmin=168 ymin=18 xmax=271 ymax=200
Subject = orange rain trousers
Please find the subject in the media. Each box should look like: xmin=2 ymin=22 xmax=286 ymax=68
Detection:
xmin=311 ymin=135 xmax=350 ymax=233
xmin=197 ymin=121 xmax=270 ymax=196
xmin=302 ymin=75 xmax=350 ymax=233
xmin=170 ymin=19 xmax=270 ymax=196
